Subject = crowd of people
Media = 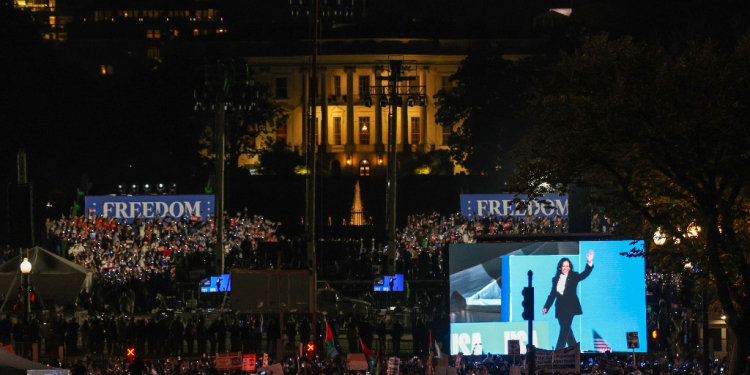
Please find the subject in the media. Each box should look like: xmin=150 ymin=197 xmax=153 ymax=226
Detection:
xmin=318 ymin=211 xmax=571 ymax=281
xmin=42 ymin=337 xmax=723 ymax=375
xmin=1 ymin=209 xmax=706 ymax=375
xmin=24 ymin=209 xmax=573 ymax=291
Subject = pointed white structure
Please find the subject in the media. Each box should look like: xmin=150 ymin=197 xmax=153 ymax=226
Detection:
xmin=350 ymin=181 xmax=365 ymax=225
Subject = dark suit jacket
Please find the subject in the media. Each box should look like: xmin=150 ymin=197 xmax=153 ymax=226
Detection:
xmin=543 ymin=263 xmax=593 ymax=319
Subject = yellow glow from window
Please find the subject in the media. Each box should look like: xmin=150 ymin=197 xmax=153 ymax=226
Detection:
xmin=49 ymin=16 xmax=55 ymax=26
xmin=414 ymin=165 xmax=431 ymax=175
xmin=193 ymin=29 xmax=199 ymax=36
xmin=100 ymin=65 xmax=107 ymax=74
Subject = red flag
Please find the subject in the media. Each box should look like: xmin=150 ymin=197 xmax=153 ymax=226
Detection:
xmin=325 ymin=320 xmax=339 ymax=359
xmin=360 ymin=338 xmax=372 ymax=359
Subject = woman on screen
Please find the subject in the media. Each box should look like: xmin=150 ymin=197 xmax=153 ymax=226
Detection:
xmin=542 ymin=250 xmax=594 ymax=350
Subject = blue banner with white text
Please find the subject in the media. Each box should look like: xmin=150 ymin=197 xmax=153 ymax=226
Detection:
xmin=85 ymin=195 xmax=215 ymax=223
xmin=460 ymin=194 xmax=568 ymax=218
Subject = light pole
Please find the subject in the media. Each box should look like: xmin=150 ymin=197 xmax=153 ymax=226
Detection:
xmin=368 ymin=59 xmax=426 ymax=268
xmin=20 ymin=257 xmax=31 ymax=318
xmin=195 ymin=62 xmax=260 ymax=276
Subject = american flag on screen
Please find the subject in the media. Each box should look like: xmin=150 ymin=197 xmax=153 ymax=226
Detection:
xmin=593 ymin=330 xmax=612 ymax=353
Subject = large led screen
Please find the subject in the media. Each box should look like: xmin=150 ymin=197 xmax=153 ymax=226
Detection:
xmin=449 ymin=240 xmax=646 ymax=355
xmin=200 ymin=274 xmax=232 ymax=293
xmin=373 ymin=274 xmax=405 ymax=292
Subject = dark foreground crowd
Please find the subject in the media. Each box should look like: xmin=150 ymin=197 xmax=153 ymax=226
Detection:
xmin=45 ymin=346 xmax=728 ymax=375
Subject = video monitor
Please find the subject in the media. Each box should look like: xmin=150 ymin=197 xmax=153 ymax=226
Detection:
xmin=373 ymin=274 xmax=404 ymax=292
xmin=200 ymin=274 xmax=232 ymax=293
xmin=449 ymin=240 xmax=646 ymax=355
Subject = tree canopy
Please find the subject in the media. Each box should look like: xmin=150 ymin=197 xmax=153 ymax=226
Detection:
xmin=256 ymin=138 xmax=305 ymax=176
xmin=509 ymin=34 xmax=750 ymax=374
xmin=433 ymin=48 xmax=539 ymax=175
xmin=195 ymin=74 xmax=285 ymax=174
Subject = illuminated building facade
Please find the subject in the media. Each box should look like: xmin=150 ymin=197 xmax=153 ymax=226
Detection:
xmin=237 ymin=39 xmax=536 ymax=176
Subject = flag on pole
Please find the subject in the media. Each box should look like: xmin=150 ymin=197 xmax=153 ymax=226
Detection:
xmin=361 ymin=338 xmax=372 ymax=359
xmin=429 ymin=330 xmax=443 ymax=359
xmin=372 ymin=349 xmax=383 ymax=375
xmin=361 ymin=338 xmax=378 ymax=368
xmin=325 ymin=320 xmax=339 ymax=359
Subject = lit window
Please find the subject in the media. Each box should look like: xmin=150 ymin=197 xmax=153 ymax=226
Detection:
xmin=49 ymin=16 xmax=56 ymax=27
xmin=100 ymin=65 xmax=113 ymax=75
xmin=333 ymin=76 xmax=341 ymax=97
xmin=146 ymin=30 xmax=153 ymax=38
xmin=359 ymin=160 xmax=370 ymax=177
xmin=442 ymin=125 xmax=451 ymax=145
xmin=193 ymin=29 xmax=199 ymax=36
xmin=359 ymin=117 xmax=370 ymax=145
xmin=195 ymin=10 xmax=202 ymax=21
xmin=334 ymin=117 xmax=342 ymax=145
xmin=358 ymin=75 xmax=370 ymax=99
xmin=173 ymin=30 xmax=179 ymax=36
xmin=276 ymin=118 xmax=287 ymax=144
xmin=411 ymin=117 xmax=420 ymax=144
xmin=154 ymin=29 xmax=160 ymax=38
xmin=409 ymin=76 xmax=420 ymax=94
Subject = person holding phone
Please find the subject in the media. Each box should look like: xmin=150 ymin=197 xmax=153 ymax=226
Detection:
xmin=542 ymin=250 xmax=594 ymax=350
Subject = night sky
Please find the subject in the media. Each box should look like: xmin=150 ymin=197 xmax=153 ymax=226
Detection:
xmin=2 ymin=0 xmax=748 ymax=246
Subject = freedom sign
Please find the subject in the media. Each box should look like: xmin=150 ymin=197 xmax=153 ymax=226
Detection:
xmin=460 ymin=194 xmax=568 ymax=219
xmin=85 ymin=195 xmax=215 ymax=223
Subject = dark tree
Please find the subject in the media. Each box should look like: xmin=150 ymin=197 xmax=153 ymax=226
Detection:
xmin=510 ymin=34 xmax=750 ymax=375
xmin=256 ymin=139 xmax=305 ymax=176
xmin=433 ymin=48 xmax=538 ymax=175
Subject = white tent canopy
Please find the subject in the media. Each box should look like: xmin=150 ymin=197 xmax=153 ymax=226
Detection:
xmin=0 ymin=346 xmax=70 ymax=375
xmin=0 ymin=247 xmax=93 ymax=310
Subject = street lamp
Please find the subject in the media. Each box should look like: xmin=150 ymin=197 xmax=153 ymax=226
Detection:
xmin=20 ymin=258 xmax=31 ymax=317
xmin=653 ymin=227 xmax=667 ymax=246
